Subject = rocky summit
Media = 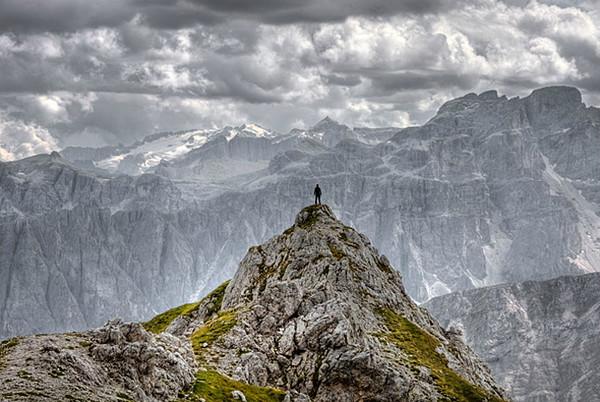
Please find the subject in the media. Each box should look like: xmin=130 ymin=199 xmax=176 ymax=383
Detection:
xmin=0 ymin=205 xmax=506 ymax=401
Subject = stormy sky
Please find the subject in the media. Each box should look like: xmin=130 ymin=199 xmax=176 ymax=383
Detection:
xmin=0 ymin=0 xmax=599 ymax=159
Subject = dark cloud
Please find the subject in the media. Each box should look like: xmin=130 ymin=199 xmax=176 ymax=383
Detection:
xmin=186 ymin=0 xmax=458 ymax=24
xmin=0 ymin=0 xmax=462 ymax=34
xmin=322 ymin=74 xmax=362 ymax=87
xmin=0 ymin=0 xmax=594 ymax=35
xmin=0 ymin=0 xmax=599 ymax=157
xmin=0 ymin=0 xmax=132 ymax=33
xmin=367 ymin=70 xmax=477 ymax=93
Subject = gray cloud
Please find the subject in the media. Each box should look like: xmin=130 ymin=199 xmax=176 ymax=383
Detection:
xmin=367 ymin=70 xmax=478 ymax=93
xmin=0 ymin=0 xmax=131 ymax=33
xmin=0 ymin=0 xmax=464 ymax=34
xmin=0 ymin=0 xmax=599 ymax=157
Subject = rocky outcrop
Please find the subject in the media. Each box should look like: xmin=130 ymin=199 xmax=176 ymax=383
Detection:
xmin=166 ymin=205 xmax=507 ymax=401
xmin=0 ymin=320 xmax=196 ymax=401
xmin=424 ymin=273 xmax=600 ymax=402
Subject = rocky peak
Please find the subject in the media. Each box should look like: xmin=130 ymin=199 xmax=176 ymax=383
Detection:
xmin=222 ymin=203 xmax=409 ymax=311
xmin=525 ymin=86 xmax=584 ymax=130
xmin=293 ymin=203 xmax=336 ymax=227
xmin=527 ymin=85 xmax=582 ymax=106
xmin=176 ymin=205 xmax=507 ymax=401
xmin=311 ymin=116 xmax=345 ymax=130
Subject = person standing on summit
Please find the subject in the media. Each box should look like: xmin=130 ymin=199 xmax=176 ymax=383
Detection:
xmin=314 ymin=184 xmax=322 ymax=205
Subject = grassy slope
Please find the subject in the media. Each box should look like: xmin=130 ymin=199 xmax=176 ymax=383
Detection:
xmin=143 ymin=280 xmax=230 ymax=334
xmin=377 ymin=308 xmax=505 ymax=402
xmin=190 ymin=310 xmax=237 ymax=359
xmin=177 ymin=370 xmax=286 ymax=402
xmin=142 ymin=280 xmax=287 ymax=402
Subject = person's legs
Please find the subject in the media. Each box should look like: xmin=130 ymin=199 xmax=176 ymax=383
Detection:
xmin=317 ymin=195 xmax=321 ymax=204
xmin=315 ymin=195 xmax=318 ymax=205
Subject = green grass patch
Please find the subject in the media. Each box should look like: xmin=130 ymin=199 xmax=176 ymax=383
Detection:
xmin=177 ymin=369 xmax=286 ymax=402
xmin=377 ymin=308 xmax=505 ymax=402
xmin=143 ymin=280 xmax=230 ymax=334
xmin=116 ymin=391 xmax=136 ymax=401
xmin=143 ymin=301 xmax=202 ymax=334
xmin=191 ymin=310 xmax=237 ymax=360
xmin=204 ymin=280 xmax=230 ymax=316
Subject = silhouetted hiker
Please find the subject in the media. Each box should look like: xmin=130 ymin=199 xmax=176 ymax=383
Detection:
xmin=314 ymin=184 xmax=322 ymax=205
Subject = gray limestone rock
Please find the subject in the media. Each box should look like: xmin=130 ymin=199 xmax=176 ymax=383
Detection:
xmin=0 ymin=320 xmax=197 ymax=401
xmin=171 ymin=205 xmax=507 ymax=401
xmin=425 ymin=273 xmax=600 ymax=402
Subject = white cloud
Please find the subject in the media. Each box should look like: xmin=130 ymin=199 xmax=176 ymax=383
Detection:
xmin=0 ymin=114 xmax=58 ymax=161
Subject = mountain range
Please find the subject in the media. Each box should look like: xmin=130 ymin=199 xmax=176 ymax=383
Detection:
xmin=3 ymin=86 xmax=600 ymax=341
xmin=2 ymin=85 xmax=600 ymax=400
xmin=0 ymin=205 xmax=507 ymax=402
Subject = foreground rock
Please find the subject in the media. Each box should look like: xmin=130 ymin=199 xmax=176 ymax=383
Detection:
xmin=0 ymin=320 xmax=196 ymax=401
xmin=425 ymin=273 xmax=600 ymax=401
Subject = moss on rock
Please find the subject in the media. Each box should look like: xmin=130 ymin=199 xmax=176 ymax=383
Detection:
xmin=177 ymin=369 xmax=286 ymax=402
xmin=143 ymin=280 xmax=230 ymax=334
xmin=0 ymin=338 xmax=19 ymax=370
xmin=143 ymin=302 xmax=202 ymax=334
xmin=191 ymin=310 xmax=237 ymax=360
xmin=377 ymin=308 xmax=505 ymax=402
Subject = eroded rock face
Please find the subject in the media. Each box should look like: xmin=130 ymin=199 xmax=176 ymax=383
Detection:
xmin=172 ymin=205 xmax=507 ymax=402
xmin=424 ymin=273 xmax=600 ymax=402
xmin=0 ymin=320 xmax=197 ymax=401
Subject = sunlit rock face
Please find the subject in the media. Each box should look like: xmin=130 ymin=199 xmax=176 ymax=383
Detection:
xmin=2 ymin=86 xmax=600 ymax=338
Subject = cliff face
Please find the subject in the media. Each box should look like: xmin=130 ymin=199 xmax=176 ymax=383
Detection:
xmin=0 ymin=205 xmax=506 ymax=402
xmin=3 ymin=86 xmax=600 ymax=339
xmin=424 ymin=273 xmax=600 ymax=402
xmin=0 ymin=153 xmax=201 ymax=339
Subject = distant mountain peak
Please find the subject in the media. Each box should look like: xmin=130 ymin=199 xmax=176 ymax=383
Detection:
xmin=527 ymin=85 xmax=583 ymax=107
xmin=236 ymin=122 xmax=275 ymax=138
xmin=312 ymin=115 xmax=344 ymax=129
